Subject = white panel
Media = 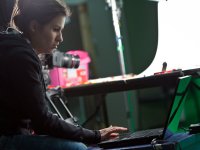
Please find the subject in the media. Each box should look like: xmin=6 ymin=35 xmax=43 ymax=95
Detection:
xmin=140 ymin=0 xmax=200 ymax=76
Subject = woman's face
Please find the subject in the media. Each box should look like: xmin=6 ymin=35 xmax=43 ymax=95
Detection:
xmin=29 ymin=15 xmax=66 ymax=54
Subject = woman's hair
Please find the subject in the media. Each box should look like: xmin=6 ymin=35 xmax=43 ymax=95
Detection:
xmin=10 ymin=0 xmax=70 ymax=34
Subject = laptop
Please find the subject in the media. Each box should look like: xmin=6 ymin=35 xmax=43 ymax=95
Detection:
xmin=98 ymin=75 xmax=192 ymax=149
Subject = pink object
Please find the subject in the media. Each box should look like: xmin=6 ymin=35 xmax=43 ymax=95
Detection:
xmin=49 ymin=50 xmax=91 ymax=88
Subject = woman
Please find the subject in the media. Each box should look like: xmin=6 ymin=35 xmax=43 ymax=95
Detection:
xmin=0 ymin=0 xmax=127 ymax=150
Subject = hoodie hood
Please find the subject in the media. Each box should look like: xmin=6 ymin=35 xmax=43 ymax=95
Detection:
xmin=0 ymin=28 xmax=32 ymax=50
xmin=0 ymin=28 xmax=40 ymax=69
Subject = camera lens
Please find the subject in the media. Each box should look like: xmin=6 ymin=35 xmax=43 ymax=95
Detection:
xmin=41 ymin=50 xmax=80 ymax=69
xmin=62 ymin=54 xmax=80 ymax=68
xmin=51 ymin=50 xmax=80 ymax=69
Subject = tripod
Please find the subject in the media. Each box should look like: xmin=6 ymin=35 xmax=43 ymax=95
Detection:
xmin=46 ymin=87 xmax=79 ymax=126
xmin=41 ymin=67 xmax=79 ymax=126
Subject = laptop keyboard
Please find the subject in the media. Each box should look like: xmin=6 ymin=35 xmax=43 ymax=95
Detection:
xmin=120 ymin=128 xmax=164 ymax=139
xmin=98 ymin=128 xmax=164 ymax=149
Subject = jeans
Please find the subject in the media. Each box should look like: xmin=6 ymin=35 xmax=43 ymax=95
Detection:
xmin=0 ymin=135 xmax=87 ymax=150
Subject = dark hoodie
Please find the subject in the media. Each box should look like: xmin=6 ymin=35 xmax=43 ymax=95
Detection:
xmin=0 ymin=28 xmax=101 ymax=144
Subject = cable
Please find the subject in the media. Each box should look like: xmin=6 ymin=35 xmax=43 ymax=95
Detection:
xmin=151 ymin=138 xmax=181 ymax=150
xmin=81 ymin=96 xmax=105 ymax=127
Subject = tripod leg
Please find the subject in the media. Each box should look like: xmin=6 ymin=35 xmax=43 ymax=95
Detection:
xmin=46 ymin=92 xmax=64 ymax=120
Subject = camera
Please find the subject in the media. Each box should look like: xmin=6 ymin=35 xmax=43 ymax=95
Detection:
xmin=40 ymin=49 xmax=80 ymax=69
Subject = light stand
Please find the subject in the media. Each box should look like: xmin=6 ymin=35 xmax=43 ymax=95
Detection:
xmin=105 ymin=0 xmax=135 ymax=130
xmin=106 ymin=0 xmax=125 ymax=75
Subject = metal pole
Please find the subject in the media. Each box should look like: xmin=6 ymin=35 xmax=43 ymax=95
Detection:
xmin=110 ymin=0 xmax=126 ymax=75
xmin=106 ymin=0 xmax=135 ymax=130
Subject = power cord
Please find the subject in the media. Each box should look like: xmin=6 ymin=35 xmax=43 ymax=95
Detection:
xmin=81 ymin=96 xmax=105 ymax=127
xmin=151 ymin=138 xmax=181 ymax=150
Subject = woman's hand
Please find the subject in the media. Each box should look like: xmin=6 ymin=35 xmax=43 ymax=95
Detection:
xmin=99 ymin=125 xmax=128 ymax=141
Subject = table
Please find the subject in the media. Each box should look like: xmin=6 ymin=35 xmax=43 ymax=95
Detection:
xmin=64 ymin=68 xmax=200 ymax=97
xmin=63 ymin=68 xmax=200 ymax=127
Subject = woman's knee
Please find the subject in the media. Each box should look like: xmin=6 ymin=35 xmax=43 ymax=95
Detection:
xmin=64 ymin=141 xmax=87 ymax=150
xmin=74 ymin=142 xmax=87 ymax=150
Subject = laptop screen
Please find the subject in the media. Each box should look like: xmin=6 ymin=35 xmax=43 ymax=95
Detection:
xmin=135 ymin=76 xmax=190 ymax=129
xmin=162 ymin=75 xmax=192 ymax=138
xmin=180 ymin=77 xmax=200 ymax=128
xmin=136 ymin=75 xmax=192 ymax=138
